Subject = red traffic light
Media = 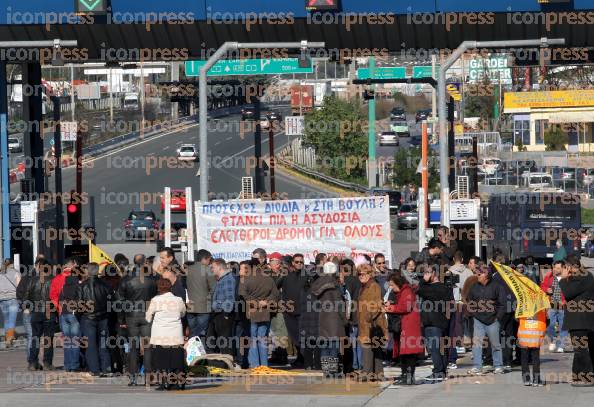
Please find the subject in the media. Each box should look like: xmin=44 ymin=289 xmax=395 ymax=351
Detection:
xmin=67 ymin=203 xmax=78 ymax=214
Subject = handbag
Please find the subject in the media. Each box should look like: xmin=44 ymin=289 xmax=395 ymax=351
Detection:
xmin=369 ymin=317 xmax=386 ymax=347
xmin=388 ymin=313 xmax=402 ymax=335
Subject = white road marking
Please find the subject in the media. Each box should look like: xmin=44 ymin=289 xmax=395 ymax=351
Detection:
xmin=226 ymin=136 xmax=232 ymax=141
xmin=214 ymin=141 xmax=221 ymax=146
xmin=219 ymin=131 xmax=285 ymax=166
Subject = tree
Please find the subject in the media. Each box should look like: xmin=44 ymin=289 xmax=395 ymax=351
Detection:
xmin=303 ymin=96 xmax=368 ymax=182
xmin=392 ymin=147 xmax=439 ymax=192
xmin=464 ymin=77 xmax=496 ymax=120
xmin=544 ymin=126 xmax=568 ymax=151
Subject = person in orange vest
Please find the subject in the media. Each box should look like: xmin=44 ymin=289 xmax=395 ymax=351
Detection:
xmin=517 ymin=309 xmax=547 ymax=386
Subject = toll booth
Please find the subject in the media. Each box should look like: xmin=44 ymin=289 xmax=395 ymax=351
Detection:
xmin=449 ymin=198 xmax=482 ymax=260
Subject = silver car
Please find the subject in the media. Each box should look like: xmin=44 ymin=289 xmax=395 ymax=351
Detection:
xmin=397 ymin=203 xmax=418 ymax=230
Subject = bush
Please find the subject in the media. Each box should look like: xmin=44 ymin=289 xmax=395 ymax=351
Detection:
xmin=544 ymin=126 xmax=568 ymax=151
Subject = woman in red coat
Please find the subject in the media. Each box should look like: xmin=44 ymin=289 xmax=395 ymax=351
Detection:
xmin=385 ymin=273 xmax=424 ymax=385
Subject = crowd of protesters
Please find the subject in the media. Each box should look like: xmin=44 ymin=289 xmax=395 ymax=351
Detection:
xmin=1 ymin=230 xmax=594 ymax=389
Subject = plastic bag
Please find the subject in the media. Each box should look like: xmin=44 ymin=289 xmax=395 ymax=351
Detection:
xmin=185 ymin=336 xmax=207 ymax=366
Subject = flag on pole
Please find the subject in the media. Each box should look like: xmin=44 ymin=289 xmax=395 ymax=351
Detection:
xmin=491 ymin=261 xmax=550 ymax=319
xmin=89 ymin=241 xmax=116 ymax=271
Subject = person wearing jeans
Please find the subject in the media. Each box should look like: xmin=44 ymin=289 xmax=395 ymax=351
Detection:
xmin=541 ymin=260 xmax=568 ymax=352
xmin=466 ymin=264 xmax=507 ymax=375
xmin=416 ymin=264 xmax=455 ymax=381
xmin=1 ymin=260 xmax=21 ymax=346
xmin=60 ymin=312 xmax=81 ymax=371
xmin=472 ymin=318 xmax=504 ymax=370
xmin=187 ymin=313 xmax=210 ymax=338
xmin=80 ymin=317 xmax=111 ymax=375
xmin=425 ymin=326 xmax=449 ymax=377
xmin=238 ymin=259 xmax=280 ymax=368
xmin=249 ymin=321 xmax=271 ymax=367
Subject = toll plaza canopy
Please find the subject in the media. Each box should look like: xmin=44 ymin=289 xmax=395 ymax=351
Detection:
xmin=1 ymin=0 xmax=594 ymax=60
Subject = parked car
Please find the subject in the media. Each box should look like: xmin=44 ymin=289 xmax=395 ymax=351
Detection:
xmin=160 ymin=189 xmax=187 ymax=213
xmin=583 ymin=169 xmax=594 ymax=186
xmin=370 ymin=188 xmax=403 ymax=214
xmin=8 ymin=137 xmax=22 ymax=153
xmin=409 ymin=134 xmax=422 ymax=147
xmin=123 ymin=210 xmax=160 ymax=241
xmin=390 ymin=107 xmax=406 ymax=121
xmin=266 ymin=110 xmax=283 ymax=122
xmin=241 ymin=106 xmax=256 ymax=120
xmin=156 ymin=222 xmax=188 ymax=251
xmin=397 ymin=203 xmax=418 ymax=230
xmin=390 ymin=121 xmax=410 ymax=136
xmin=478 ymin=157 xmax=503 ymax=176
xmin=379 ymin=131 xmax=399 ymax=146
xmin=415 ymin=109 xmax=432 ymax=122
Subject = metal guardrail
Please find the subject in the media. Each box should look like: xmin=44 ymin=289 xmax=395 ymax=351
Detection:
xmin=82 ymin=102 xmax=289 ymax=158
xmin=277 ymin=151 xmax=368 ymax=194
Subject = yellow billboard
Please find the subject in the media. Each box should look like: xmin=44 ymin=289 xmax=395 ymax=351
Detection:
xmin=504 ymin=90 xmax=594 ymax=110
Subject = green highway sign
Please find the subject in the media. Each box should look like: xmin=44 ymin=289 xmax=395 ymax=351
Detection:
xmin=357 ymin=67 xmax=406 ymax=80
xmin=357 ymin=66 xmax=438 ymax=80
xmin=184 ymin=59 xmax=314 ymax=77
xmin=413 ymin=66 xmax=439 ymax=78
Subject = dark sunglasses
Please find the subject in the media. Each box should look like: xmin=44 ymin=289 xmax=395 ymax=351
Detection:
xmin=293 ymin=260 xmax=304 ymax=264
xmin=376 ymin=261 xmax=385 ymax=265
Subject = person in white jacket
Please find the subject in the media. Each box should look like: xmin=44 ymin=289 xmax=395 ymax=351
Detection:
xmin=145 ymin=277 xmax=187 ymax=390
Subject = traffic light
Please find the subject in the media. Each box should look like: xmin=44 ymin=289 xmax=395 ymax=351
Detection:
xmin=66 ymin=190 xmax=82 ymax=240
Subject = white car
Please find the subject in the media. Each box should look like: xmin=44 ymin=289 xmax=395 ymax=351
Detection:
xmin=8 ymin=138 xmax=22 ymax=153
xmin=177 ymin=144 xmax=198 ymax=161
xmin=379 ymin=131 xmax=399 ymax=146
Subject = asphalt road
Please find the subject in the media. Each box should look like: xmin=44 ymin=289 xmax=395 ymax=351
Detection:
xmin=49 ymin=113 xmax=337 ymax=244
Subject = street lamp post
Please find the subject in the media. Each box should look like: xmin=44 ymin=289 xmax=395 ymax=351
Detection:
xmin=198 ymin=41 xmax=325 ymax=202
xmin=437 ymin=37 xmax=565 ymax=227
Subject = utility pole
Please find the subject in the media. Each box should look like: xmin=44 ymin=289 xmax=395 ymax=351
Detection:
xmin=418 ymin=121 xmax=429 ymax=251
xmin=269 ymin=121 xmax=276 ymax=198
xmin=254 ymin=97 xmax=263 ymax=195
xmin=368 ymin=56 xmax=377 ymax=189
xmin=140 ymin=61 xmax=145 ymax=137
xmin=171 ymin=61 xmax=179 ymax=121
xmin=108 ymin=67 xmax=113 ymax=123
xmin=52 ymin=96 xmax=64 ymax=264
xmin=0 ymin=61 xmax=10 ymax=260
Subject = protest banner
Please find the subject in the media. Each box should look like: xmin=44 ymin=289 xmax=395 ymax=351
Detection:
xmin=195 ymin=196 xmax=392 ymax=266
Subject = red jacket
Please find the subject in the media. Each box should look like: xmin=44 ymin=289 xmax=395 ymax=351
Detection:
xmin=540 ymin=272 xmax=566 ymax=305
xmin=385 ymin=284 xmax=424 ymax=357
xmin=49 ymin=269 xmax=71 ymax=314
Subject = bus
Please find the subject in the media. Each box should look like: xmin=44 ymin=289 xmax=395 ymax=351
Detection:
xmin=484 ymin=192 xmax=581 ymax=263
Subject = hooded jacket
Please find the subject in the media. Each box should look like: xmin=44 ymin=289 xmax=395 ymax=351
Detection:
xmin=310 ymin=274 xmax=347 ymax=339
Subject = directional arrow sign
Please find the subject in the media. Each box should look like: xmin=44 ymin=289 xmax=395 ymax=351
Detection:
xmin=413 ymin=66 xmax=440 ymax=78
xmin=185 ymin=59 xmax=314 ymax=77
xmin=75 ymin=0 xmax=107 ymax=13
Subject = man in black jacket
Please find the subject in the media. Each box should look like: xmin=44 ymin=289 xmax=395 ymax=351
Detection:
xmin=277 ymin=253 xmax=307 ymax=367
xmin=559 ymin=256 xmax=594 ymax=387
xmin=78 ymin=263 xmax=114 ymax=376
xmin=16 ymin=259 xmax=57 ymax=371
xmin=417 ymin=263 xmax=455 ymax=381
xmin=117 ymin=255 xmax=158 ymax=385
xmin=466 ymin=264 xmax=507 ymax=375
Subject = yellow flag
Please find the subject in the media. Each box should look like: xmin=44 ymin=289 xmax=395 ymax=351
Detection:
xmin=491 ymin=261 xmax=550 ymax=319
xmin=89 ymin=241 xmax=116 ymax=271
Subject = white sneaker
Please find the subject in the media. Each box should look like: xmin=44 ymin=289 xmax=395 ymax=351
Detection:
xmin=447 ymin=363 xmax=458 ymax=370
xmin=456 ymin=346 xmax=466 ymax=354
xmin=548 ymin=343 xmax=556 ymax=352
xmin=556 ymin=347 xmax=564 ymax=353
